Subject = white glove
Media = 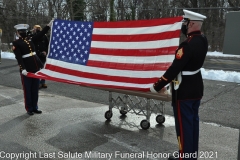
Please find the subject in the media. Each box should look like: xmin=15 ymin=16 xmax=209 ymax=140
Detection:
xmin=150 ymin=85 xmax=158 ymax=93
xmin=21 ymin=69 xmax=28 ymax=76
xmin=47 ymin=19 xmax=54 ymax=27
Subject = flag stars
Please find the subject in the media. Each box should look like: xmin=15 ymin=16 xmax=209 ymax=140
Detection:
xmin=49 ymin=20 xmax=93 ymax=65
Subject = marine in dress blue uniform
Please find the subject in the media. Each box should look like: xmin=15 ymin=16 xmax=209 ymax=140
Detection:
xmin=12 ymin=20 xmax=53 ymax=115
xmin=150 ymin=10 xmax=208 ymax=160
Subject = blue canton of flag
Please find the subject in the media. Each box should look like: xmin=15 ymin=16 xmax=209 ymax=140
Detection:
xmin=48 ymin=19 xmax=93 ymax=65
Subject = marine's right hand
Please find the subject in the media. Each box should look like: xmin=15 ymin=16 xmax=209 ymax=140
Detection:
xmin=21 ymin=69 xmax=28 ymax=76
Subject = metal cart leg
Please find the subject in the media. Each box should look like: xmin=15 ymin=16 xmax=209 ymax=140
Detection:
xmin=104 ymin=91 xmax=113 ymax=120
xmin=140 ymin=98 xmax=151 ymax=130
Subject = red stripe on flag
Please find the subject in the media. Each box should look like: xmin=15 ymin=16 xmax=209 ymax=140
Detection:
xmin=90 ymin=47 xmax=177 ymax=56
xmin=37 ymin=71 xmax=151 ymax=92
xmin=44 ymin=64 xmax=159 ymax=84
xmin=92 ymin=30 xmax=181 ymax=42
xmin=87 ymin=60 xmax=172 ymax=71
xmin=94 ymin=16 xmax=183 ymax=28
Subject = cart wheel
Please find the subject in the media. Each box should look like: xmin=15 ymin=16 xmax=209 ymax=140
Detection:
xmin=140 ymin=120 xmax=150 ymax=130
xmin=105 ymin=110 xmax=113 ymax=120
xmin=120 ymin=110 xmax=127 ymax=115
xmin=156 ymin=115 xmax=165 ymax=124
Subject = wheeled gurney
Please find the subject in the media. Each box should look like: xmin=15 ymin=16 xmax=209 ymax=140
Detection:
xmin=93 ymin=87 xmax=171 ymax=130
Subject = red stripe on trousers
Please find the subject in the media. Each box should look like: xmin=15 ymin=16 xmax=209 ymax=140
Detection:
xmin=177 ymin=100 xmax=184 ymax=160
xmin=21 ymin=74 xmax=28 ymax=111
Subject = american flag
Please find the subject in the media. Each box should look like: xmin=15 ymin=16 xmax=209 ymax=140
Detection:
xmin=29 ymin=17 xmax=182 ymax=92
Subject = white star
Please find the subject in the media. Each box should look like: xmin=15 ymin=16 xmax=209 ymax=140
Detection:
xmin=62 ymin=42 xmax=65 ymax=46
xmin=68 ymin=23 xmax=71 ymax=27
xmin=84 ymin=50 xmax=88 ymax=54
xmin=62 ymin=55 xmax=65 ymax=58
xmin=77 ymin=49 xmax=80 ymax=53
xmin=84 ymin=28 xmax=87 ymax=32
xmin=82 ymin=46 xmax=85 ymax=49
xmin=54 ymin=29 xmax=57 ymax=32
xmin=83 ymin=37 xmax=86 ymax=41
xmin=71 ymin=49 xmax=74 ymax=52
xmin=72 ymin=40 xmax=75 ymax=44
xmin=86 ymin=41 xmax=89 ymax=45
xmin=88 ymin=24 xmax=92 ymax=28
xmin=87 ymin=33 xmax=90 ymax=37
xmin=64 ymin=47 xmax=67 ymax=50
xmin=74 ymin=23 xmax=78 ymax=27
xmin=69 ymin=56 xmax=72 ymax=60
xmin=81 ymin=24 xmax=84 ymax=28
xmin=80 ymin=32 xmax=83 ymax=36
xmin=61 ymin=22 xmax=65 ymax=26
xmin=83 ymin=59 xmax=86 ymax=63
xmin=76 ymin=36 xmax=79 ymax=40
xmin=74 ymin=53 xmax=77 ymax=56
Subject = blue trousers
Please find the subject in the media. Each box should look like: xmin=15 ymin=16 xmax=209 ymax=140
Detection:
xmin=20 ymin=74 xmax=39 ymax=112
xmin=172 ymin=99 xmax=200 ymax=160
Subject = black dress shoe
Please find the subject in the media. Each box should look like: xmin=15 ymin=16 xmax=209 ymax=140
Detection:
xmin=33 ymin=110 xmax=42 ymax=114
xmin=27 ymin=112 xmax=34 ymax=115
